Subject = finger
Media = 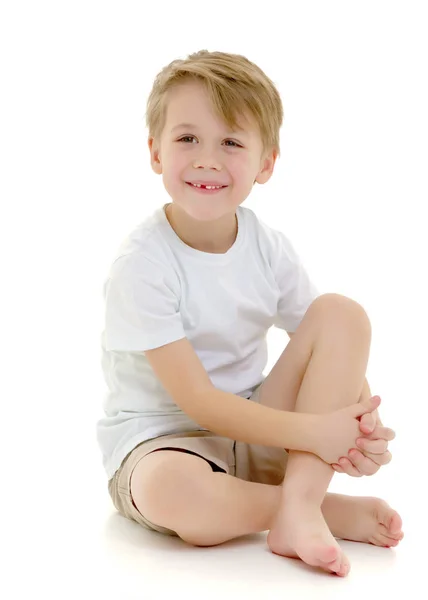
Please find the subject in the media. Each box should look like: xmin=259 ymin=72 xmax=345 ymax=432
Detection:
xmin=347 ymin=449 xmax=380 ymax=475
xmin=360 ymin=412 xmax=374 ymax=427
xmin=364 ymin=426 xmax=395 ymax=441
xmin=356 ymin=438 xmax=388 ymax=454
xmin=359 ymin=413 xmax=376 ymax=434
xmin=331 ymin=464 xmax=344 ymax=473
xmin=352 ymin=395 xmax=381 ymax=418
xmin=358 ymin=450 xmax=392 ymax=466
xmin=337 ymin=456 xmax=363 ymax=477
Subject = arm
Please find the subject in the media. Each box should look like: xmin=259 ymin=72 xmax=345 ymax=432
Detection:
xmin=196 ymin=387 xmax=317 ymax=452
xmin=145 ymin=337 xmax=316 ymax=451
xmin=198 ymin=387 xmax=380 ymax=464
xmin=144 ymin=337 xmax=380 ymax=463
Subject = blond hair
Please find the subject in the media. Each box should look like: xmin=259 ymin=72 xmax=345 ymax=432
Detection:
xmin=145 ymin=50 xmax=284 ymax=158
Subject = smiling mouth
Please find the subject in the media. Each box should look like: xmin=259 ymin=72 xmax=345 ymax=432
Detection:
xmin=185 ymin=182 xmax=229 ymax=195
xmin=186 ymin=182 xmax=228 ymax=190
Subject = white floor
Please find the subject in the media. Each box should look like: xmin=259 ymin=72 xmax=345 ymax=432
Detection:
xmin=5 ymin=413 xmax=424 ymax=600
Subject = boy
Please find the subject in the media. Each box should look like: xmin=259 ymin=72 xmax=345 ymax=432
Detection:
xmin=97 ymin=50 xmax=403 ymax=577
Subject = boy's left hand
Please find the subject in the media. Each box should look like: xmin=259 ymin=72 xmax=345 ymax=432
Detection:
xmin=331 ymin=411 xmax=395 ymax=477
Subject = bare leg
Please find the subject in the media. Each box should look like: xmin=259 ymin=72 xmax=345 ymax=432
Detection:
xmin=267 ymin=299 xmax=372 ymax=577
xmin=139 ymin=452 xmax=403 ymax=550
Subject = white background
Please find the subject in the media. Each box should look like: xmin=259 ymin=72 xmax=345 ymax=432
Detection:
xmin=1 ymin=1 xmax=427 ymax=597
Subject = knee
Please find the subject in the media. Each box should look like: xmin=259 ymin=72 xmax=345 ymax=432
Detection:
xmin=130 ymin=451 xmax=212 ymax=530
xmin=130 ymin=452 xmax=180 ymax=526
xmin=311 ymin=293 xmax=371 ymax=336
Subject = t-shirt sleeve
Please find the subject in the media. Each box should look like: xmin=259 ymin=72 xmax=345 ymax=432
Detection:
xmin=271 ymin=231 xmax=322 ymax=333
xmin=103 ymin=254 xmax=186 ymax=352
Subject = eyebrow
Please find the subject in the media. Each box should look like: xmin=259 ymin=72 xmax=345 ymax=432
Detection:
xmin=171 ymin=123 xmax=247 ymax=135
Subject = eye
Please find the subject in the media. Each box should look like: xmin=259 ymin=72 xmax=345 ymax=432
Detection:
xmin=178 ymin=136 xmax=197 ymax=143
xmin=177 ymin=136 xmax=241 ymax=148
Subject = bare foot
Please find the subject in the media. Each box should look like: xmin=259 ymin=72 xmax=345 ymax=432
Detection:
xmin=322 ymin=494 xmax=404 ymax=547
xmin=267 ymin=501 xmax=351 ymax=577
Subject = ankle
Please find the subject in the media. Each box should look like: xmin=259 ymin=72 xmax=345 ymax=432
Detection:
xmin=282 ymin=488 xmax=323 ymax=509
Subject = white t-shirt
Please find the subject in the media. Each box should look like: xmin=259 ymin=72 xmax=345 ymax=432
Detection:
xmin=96 ymin=203 xmax=321 ymax=480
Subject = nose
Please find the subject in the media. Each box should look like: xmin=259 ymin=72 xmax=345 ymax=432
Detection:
xmin=192 ymin=147 xmax=222 ymax=170
xmin=193 ymin=160 xmax=221 ymax=170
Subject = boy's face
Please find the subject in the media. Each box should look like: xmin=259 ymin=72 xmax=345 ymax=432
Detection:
xmin=149 ymin=81 xmax=277 ymax=222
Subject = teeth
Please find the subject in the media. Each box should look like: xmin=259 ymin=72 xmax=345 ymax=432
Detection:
xmin=191 ymin=183 xmax=223 ymax=189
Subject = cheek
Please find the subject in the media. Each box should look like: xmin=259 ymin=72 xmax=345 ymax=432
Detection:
xmin=226 ymin=158 xmax=253 ymax=182
xmin=162 ymin=154 xmax=185 ymax=184
xmin=169 ymin=152 xmax=189 ymax=178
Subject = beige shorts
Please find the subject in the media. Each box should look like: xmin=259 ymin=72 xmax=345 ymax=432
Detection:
xmin=108 ymin=382 xmax=289 ymax=536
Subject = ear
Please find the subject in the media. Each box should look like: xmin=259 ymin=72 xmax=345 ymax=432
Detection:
xmin=254 ymin=149 xmax=278 ymax=185
xmin=148 ymin=136 xmax=162 ymax=175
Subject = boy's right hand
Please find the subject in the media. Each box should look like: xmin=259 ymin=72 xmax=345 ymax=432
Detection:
xmin=314 ymin=396 xmax=385 ymax=465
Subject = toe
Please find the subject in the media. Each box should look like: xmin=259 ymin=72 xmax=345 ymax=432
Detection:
xmin=317 ymin=545 xmax=342 ymax=573
xmin=388 ymin=513 xmax=403 ymax=535
xmin=386 ymin=531 xmax=404 ymax=544
xmin=319 ymin=545 xmax=340 ymax=564
xmin=379 ymin=524 xmax=404 ymax=541
xmin=376 ymin=501 xmax=403 ymax=535
xmin=322 ymin=547 xmax=350 ymax=577
xmin=370 ymin=533 xmax=400 ymax=548
xmin=337 ymin=556 xmax=351 ymax=577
